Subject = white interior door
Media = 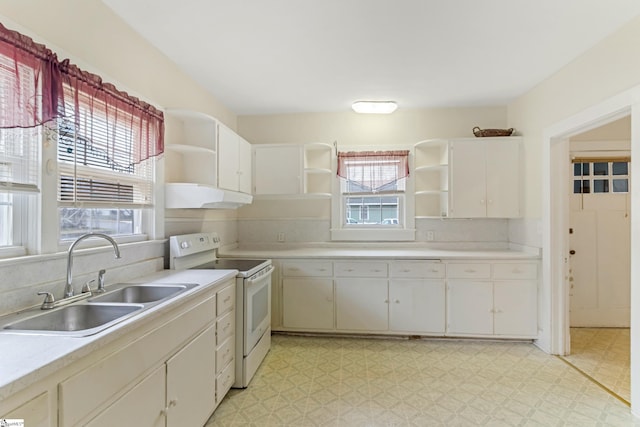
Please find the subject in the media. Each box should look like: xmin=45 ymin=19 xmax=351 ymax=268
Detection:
xmin=569 ymin=164 xmax=630 ymax=327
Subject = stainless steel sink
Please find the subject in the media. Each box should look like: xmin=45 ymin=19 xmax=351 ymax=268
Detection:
xmin=89 ymin=284 xmax=193 ymax=304
xmin=1 ymin=283 xmax=199 ymax=337
xmin=2 ymin=304 xmax=143 ymax=335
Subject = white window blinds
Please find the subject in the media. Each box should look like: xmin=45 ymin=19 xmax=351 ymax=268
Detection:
xmin=0 ymin=53 xmax=40 ymax=194
xmin=57 ymin=85 xmax=154 ymax=208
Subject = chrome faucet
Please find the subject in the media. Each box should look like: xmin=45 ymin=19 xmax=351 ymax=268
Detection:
xmin=65 ymin=233 xmax=121 ymax=298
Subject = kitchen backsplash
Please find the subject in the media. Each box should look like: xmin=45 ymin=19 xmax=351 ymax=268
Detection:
xmin=0 ymin=241 xmax=164 ymax=316
xmin=237 ymin=218 xmax=514 ymax=246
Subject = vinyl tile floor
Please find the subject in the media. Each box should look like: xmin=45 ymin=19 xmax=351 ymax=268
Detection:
xmin=561 ymin=327 xmax=630 ymax=404
xmin=206 ymin=334 xmax=640 ymax=426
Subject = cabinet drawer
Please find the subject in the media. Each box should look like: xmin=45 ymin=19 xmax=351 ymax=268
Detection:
xmin=282 ymin=261 xmax=333 ymax=277
xmin=216 ymin=360 xmax=235 ymax=404
xmin=217 ymin=310 xmax=235 ymax=344
xmin=390 ymin=261 xmax=445 ymax=278
xmin=447 ymin=263 xmax=491 ymax=279
xmin=216 ymin=336 xmax=234 ymax=374
xmin=334 ymin=262 xmax=387 ymax=277
xmin=217 ymin=282 xmax=235 ymax=315
xmin=493 ymin=263 xmax=538 ymax=280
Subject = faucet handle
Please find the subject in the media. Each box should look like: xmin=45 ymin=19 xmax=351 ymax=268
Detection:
xmin=97 ymin=269 xmax=107 ymax=293
xmin=81 ymin=279 xmax=95 ymax=294
xmin=37 ymin=291 xmax=55 ymax=310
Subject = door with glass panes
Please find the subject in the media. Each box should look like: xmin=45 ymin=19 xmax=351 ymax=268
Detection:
xmin=569 ymin=157 xmax=630 ymax=327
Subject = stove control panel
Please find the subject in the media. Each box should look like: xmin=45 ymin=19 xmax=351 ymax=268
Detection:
xmin=170 ymin=232 xmax=221 ymax=258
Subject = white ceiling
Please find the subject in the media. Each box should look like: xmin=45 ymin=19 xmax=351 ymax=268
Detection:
xmin=102 ymin=0 xmax=640 ymax=116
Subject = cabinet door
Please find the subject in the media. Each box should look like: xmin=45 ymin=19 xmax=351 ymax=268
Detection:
xmin=494 ymin=281 xmax=537 ymax=336
xmin=449 ymin=140 xmax=487 ymax=218
xmin=389 ymin=279 xmax=445 ymax=333
xmin=218 ymin=124 xmax=240 ymax=191
xmin=336 ymin=279 xmax=388 ymax=331
xmin=253 ymin=145 xmax=302 ymax=195
xmin=238 ymin=136 xmax=252 ymax=194
xmin=2 ymin=392 xmax=51 ymax=427
xmin=166 ymin=324 xmax=217 ymax=427
xmin=282 ymin=278 xmax=334 ymax=329
xmin=447 ymin=280 xmax=493 ymax=334
xmin=87 ymin=367 xmax=165 ymax=427
xmin=486 ymin=140 xmax=520 ymax=217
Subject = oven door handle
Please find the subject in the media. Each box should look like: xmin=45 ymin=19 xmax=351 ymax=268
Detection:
xmin=246 ymin=266 xmax=275 ymax=285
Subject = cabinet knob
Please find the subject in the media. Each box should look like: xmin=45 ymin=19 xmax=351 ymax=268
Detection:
xmin=480 ymin=199 xmax=485 ymax=204
xmin=169 ymin=399 xmax=178 ymax=407
xmin=395 ymin=299 xmax=400 ymax=304
xmin=384 ymin=299 xmax=389 ymax=304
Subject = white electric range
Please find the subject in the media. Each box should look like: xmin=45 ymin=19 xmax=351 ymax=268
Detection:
xmin=169 ymin=232 xmax=273 ymax=388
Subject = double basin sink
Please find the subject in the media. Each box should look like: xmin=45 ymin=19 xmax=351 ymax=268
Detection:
xmin=0 ymin=283 xmax=198 ymax=337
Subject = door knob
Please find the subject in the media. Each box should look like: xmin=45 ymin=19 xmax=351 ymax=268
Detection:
xmin=569 ymin=250 xmax=576 ymax=255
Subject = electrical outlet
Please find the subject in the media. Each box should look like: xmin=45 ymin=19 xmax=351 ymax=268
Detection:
xmin=426 ymin=231 xmax=435 ymax=241
xmin=277 ymin=232 xmax=285 ymax=242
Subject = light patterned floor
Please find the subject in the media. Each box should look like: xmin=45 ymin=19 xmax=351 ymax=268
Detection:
xmin=206 ymin=334 xmax=640 ymax=426
xmin=561 ymin=327 xmax=630 ymax=404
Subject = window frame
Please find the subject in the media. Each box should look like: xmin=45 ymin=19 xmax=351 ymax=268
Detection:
xmin=331 ymin=146 xmax=415 ymax=241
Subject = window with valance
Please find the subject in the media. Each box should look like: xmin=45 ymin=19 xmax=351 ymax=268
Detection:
xmin=0 ymin=21 xmax=164 ymax=249
xmin=336 ymin=150 xmax=409 ymax=227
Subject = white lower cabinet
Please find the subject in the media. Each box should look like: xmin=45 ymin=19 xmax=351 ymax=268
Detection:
xmin=447 ymin=279 xmax=538 ymax=337
xmin=275 ymin=258 xmax=537 ymax=339
xmin=389 ymin=279 xmax=445 ymax=333
xmin=281 ymin=260 xmax=334 ymax=330
xmin=86 ymin=367 xmax=166 ymax=427
xmin=1 ymin=392 xmax=51 ymax=427
xmin=336 ymin=278 xmax=388 ymax=331
xmin=493 ymin=280 xmax=538 ymax=336
xmin=165 ymin=324 xmax=217 ymax=427
xmin=447 ymin=280 xmax=494 ymax=335
xmin=283 ymin=277 xmax=334 ymax=329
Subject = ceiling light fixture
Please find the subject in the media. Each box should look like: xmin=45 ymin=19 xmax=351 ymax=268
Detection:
xmin=351 ymin=100 xmax=398 ymax=114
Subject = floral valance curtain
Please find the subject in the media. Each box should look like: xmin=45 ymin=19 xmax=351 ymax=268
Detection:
xmin=0 ymin=22 xmax=163 ymax=163
xmin=337 ymin=150 xmax=410 ymax=192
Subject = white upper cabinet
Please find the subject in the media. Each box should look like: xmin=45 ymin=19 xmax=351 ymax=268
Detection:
xmin=218 ymin=124 xmax=252 ymax=194
xmin=253 ymin=144 xmax=302 ymax=195
xmin=253 ymin=142 xmax=333 ymax=198
xmin=164 ymin=109 xmax=252 ymax=208
xmin=164 ymin=109 xmax=218 ymax=186
xmin=449 ymin=138 xmax=520 ymax=218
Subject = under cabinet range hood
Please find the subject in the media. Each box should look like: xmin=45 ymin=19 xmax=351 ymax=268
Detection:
xmin=165 ymin=183 xmax=253 ymax=209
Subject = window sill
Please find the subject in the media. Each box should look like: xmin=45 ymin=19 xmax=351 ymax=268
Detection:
xmin=330 ymin=228 xmax=415 ymax=242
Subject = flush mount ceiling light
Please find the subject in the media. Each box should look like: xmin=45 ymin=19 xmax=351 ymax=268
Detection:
xmin=351 ymin=101 xmax=398 ymax=114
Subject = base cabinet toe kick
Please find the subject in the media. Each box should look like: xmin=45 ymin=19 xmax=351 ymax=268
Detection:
xmin=274 ymin=258 xmax=539 ymax=339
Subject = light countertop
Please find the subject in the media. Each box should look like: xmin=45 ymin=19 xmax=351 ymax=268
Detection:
xmin=0 ymin=269 xmax=237 ymax=401
xmin=219 ymin=244 xmax=540 ymax=260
